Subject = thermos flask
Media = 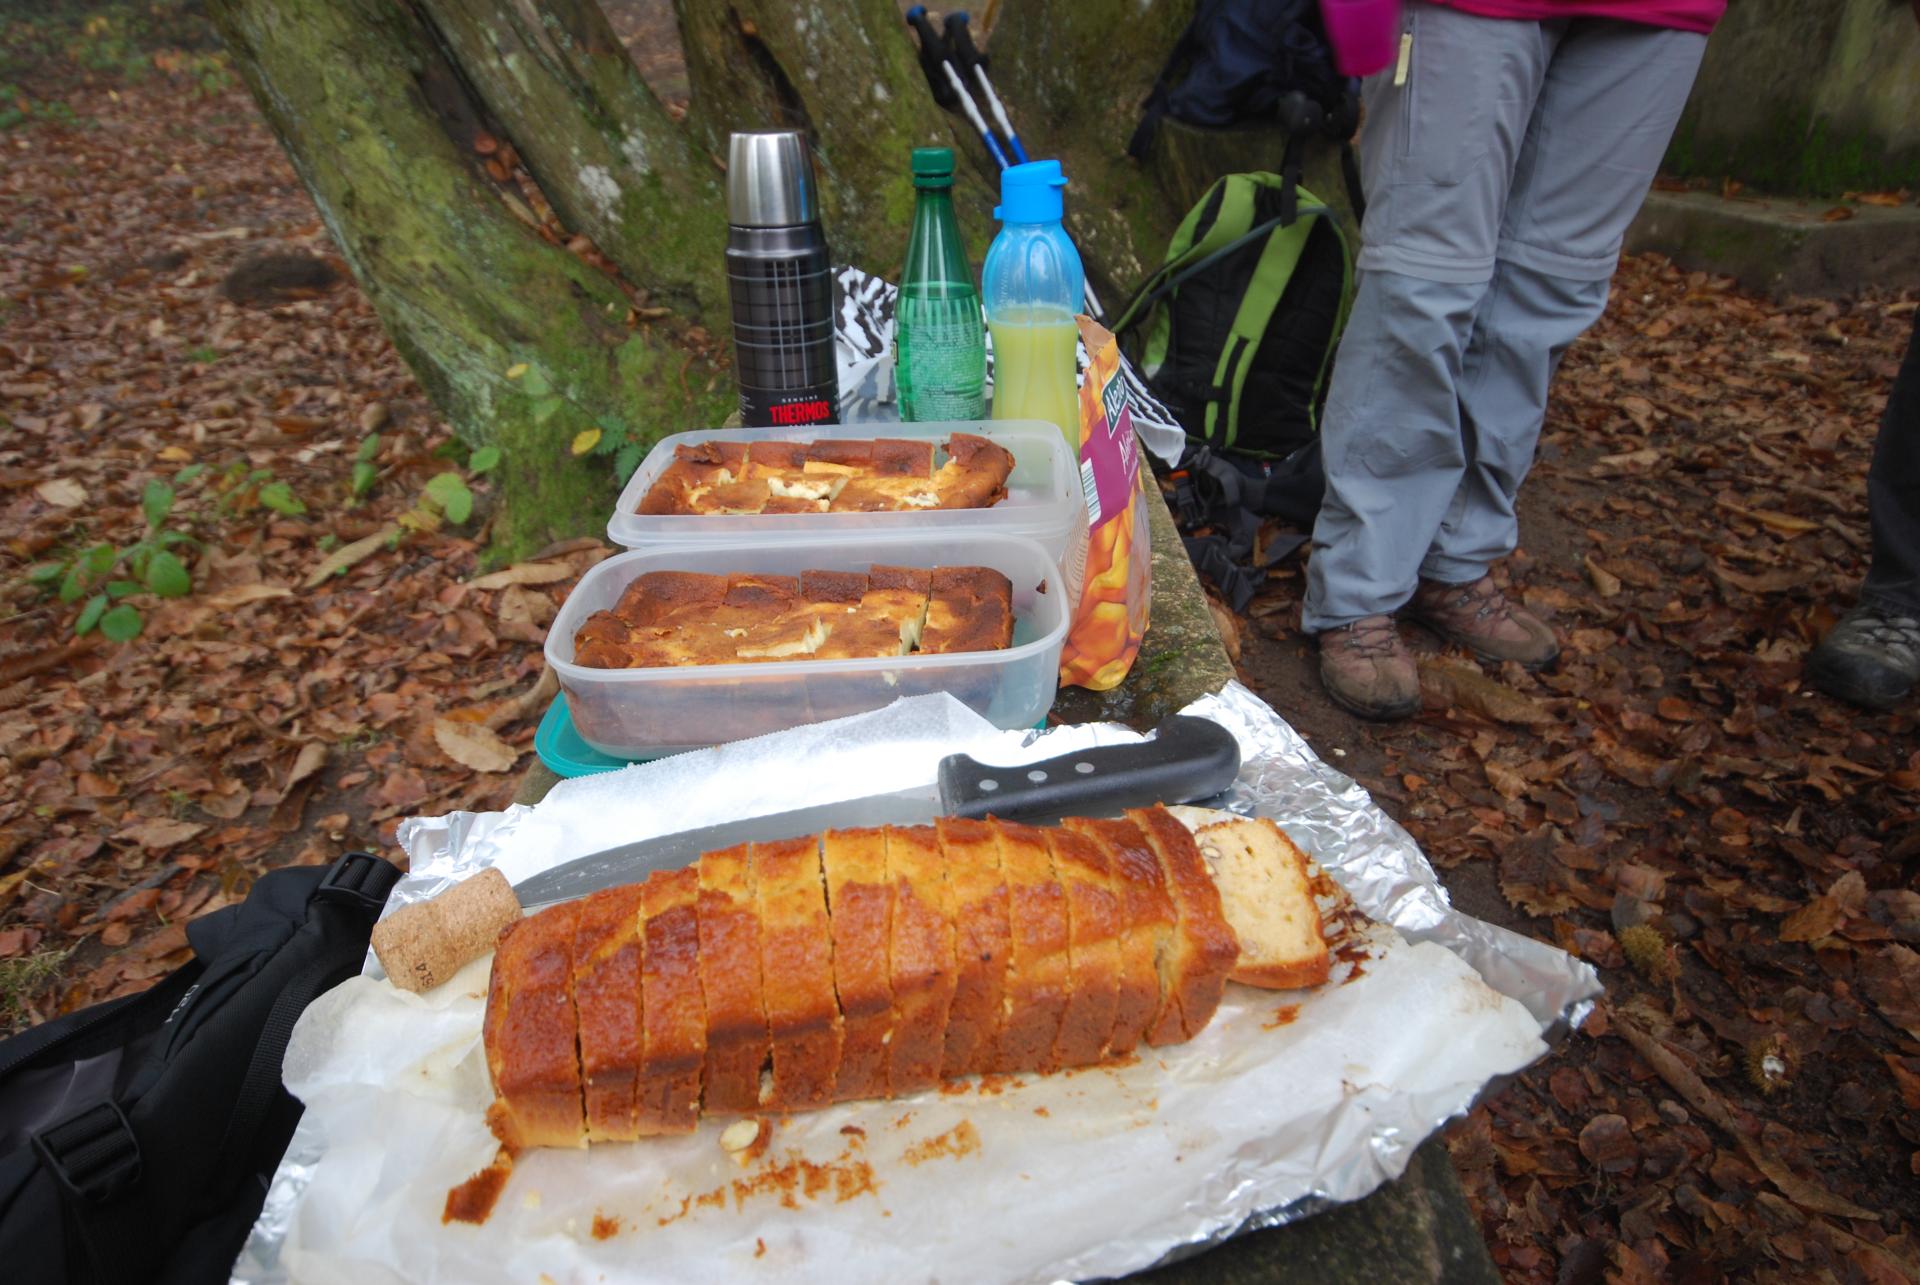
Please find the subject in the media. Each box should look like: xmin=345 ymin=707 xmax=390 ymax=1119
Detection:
xmin=725 ymin=131 xmax=841 ymax=428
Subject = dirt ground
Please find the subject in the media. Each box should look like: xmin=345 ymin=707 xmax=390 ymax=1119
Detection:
xmin=3 ymin=10 xmax=1918 ymax=1284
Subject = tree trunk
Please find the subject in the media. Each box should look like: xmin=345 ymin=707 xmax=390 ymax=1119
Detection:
xmin=205 ymin=0 xmax=732 ymax=558
xmin=207 ymin=0 xmax=1322 ymax=554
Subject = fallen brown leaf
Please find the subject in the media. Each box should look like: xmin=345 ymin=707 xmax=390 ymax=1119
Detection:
xmin=114 ymin=818 xmax=206 ymax=851
xmin=1780 ymin=871 xmax=1867 ymax=943
xmin=1583 ymin=554 xmax=1622 ymax=597
xmin=432 ymin=718 xmax=520 ymax=773
xmin=469 ymin=561 xmax=574 ymax=590
xmin=303 ymin=525 xmax=399 ymax=588
xmin=1419 ymin=658 xmax=1558 ymax=727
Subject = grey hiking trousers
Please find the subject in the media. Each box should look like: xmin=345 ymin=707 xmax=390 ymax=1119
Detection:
xmin=1301 ymin=4 xmax=1708 ymax=633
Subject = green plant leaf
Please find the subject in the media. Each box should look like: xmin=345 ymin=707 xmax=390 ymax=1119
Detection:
xmin=173 ymin=463 xmax=207 ymax=484
xmin=75 ymin=592 xmax=107 ymax=636
xmin=156 ymin=529 xmax=196 ymax=547
xmin=356 ymin=432 xmax=383 ymax=463
xmin=106 ymin=579 xmax=140 ymax=599
xmin=614 ymin=441 xmax=645 ymax=484
xmin=520 ymin=367 xmax=551 ymax=397
xmin=247 ymin=467 xmax=273 ymax=483
xmin=142 ymin=478 xmax=174 ymax=529
xmin=144 ymin=549 xmax=191 ymax=597
xmin=258 ymin=482 xmax=306 ymax=516
xmin=468 ymin=446 xmax=501 ymax=474
xmin=351 ymin=460 xmax=378 ymax=498
xmin=531 ymin=396 xmax=565 ymax=425
xmin=424 ymin=472 xmax=473 ymax=524
xmin=26 ymin=562 xmax=61 ymax=584
xmin=99 ymin=604 xmax=142 ymax=642
xmin=60 ymin=543 xmax=117 ymax=603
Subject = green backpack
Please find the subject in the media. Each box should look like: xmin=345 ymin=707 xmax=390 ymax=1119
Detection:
xmin=1116 ymin=172 xmax=1353 ymax=461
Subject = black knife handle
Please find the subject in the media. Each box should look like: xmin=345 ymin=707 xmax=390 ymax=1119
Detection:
xmin=937 ymin=715 xmax=1241 ymax=823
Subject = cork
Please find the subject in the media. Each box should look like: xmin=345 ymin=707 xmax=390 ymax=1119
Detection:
xmin=372 ymin=867 xmax=522 ymax=993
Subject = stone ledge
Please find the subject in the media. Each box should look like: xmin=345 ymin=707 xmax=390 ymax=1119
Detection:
xmin=1625 ymin=188 xmax=1920 ymax=298
xmin=512 ymin=488 xmax=1496 ymax=1282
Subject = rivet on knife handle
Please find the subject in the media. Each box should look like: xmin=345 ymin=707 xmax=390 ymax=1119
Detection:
xmin=938 ymin=715 xmax=1241 ymax=823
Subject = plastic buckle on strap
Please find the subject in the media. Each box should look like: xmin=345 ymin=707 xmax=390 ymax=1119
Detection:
xmin=32 ymin=1101 xmax=142 ymax=1204
xmin=314 ymin=851 xmax=399 ymax=915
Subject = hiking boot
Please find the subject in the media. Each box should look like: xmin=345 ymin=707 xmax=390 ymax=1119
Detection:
xmin=1406 ymin=575 xmax=1560 ymax=669
xmin=1806 ymin=603 xmax=1920 ymax=710
xmin=1317 ymin=616 xmax=1420 ymax=721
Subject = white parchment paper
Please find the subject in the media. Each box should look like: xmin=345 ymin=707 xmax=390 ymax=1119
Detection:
xmin=235 ymin=683 xmax=1599 ymax=1284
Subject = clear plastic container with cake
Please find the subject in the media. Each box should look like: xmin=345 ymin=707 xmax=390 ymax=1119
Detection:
xmin=606 ymin=420 xmax=1088 ymax=598
xmin=547 ymin=532 xmax=1068 ymax=759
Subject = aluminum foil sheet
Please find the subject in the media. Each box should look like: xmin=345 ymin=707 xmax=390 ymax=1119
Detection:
xmin=233 ymin=682 xmax=1599 ymax=1284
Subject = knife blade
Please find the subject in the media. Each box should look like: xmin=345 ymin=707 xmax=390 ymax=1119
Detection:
xmin=513 ymin=714 xmax=1240 ymax=909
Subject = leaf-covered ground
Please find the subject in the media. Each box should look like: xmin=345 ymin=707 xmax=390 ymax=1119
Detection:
xmin=1223 ymin=261 xmax=1920 ymax=1279
xmin=0 ymin=28 xmax=603 ymax=1027
xmin=5 ymin=13 xmax=1918 ymax=1284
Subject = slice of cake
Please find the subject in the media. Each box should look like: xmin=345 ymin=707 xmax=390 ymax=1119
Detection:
xmin=613 ymin=571 xmax=729 ymax=627
xmin=572 ymin=610 xmax=635 ymax=669
xmin=483 ymin=902 xmax=587 ymax=1151
xmin=751 ymin=836 xmax=843 ymax=1110
xmin=1062 ymin=817 xmax=1173 ymax=1056
xmin=1167 ymin=809 xmax=1331 ymax=989
xmin=990 ymin=819 xmax=1070 ymax=1074
xmin=637 ymin=868 xmax=706 ymax=1134
xmin=637 ymin=441 xmax=750 ymax=515
xmin=931 ymin=433 xmax=1015 ymax=509
xmin=935 ymin=816 xmax=1011 ymax=1078
xmin=918 ymin=566 xmax=1014 ymax=655
xmin=881 ymin=825 xmax=956 ymax=1095
xmin=695 ymin=843 xmax=769 ymax=1114
xmin=1126 ymin=806 xmax=1241 ymax=1042
xmin=821 ymin=828 xmax=895 ymax=1101
xmin=1043 ymin=827 xmax=1122 ymax=1068
xmin=570 ymin=885 xmax=644 ymax=1142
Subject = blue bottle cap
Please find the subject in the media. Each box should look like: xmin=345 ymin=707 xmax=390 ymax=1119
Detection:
xmin=994 ymin=159 xmax=1067 ymax=223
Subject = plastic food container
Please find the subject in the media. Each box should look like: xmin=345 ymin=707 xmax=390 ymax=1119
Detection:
xmin=546 ymin=533 xmax=1068 ymax=758
xmin=606 ymin=419 xmax=1086 ymax=569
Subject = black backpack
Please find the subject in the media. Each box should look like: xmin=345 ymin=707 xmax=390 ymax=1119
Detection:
xmin=1122 ymin=0 xmax=1367 ymax=610
xmin=1128 ymin=0 xmax=1365 ymax=225
xmin=0 ymin=852 xmax=399 ymax=1285
xmin=1115 ymin=173 xmax=1354 ymax=612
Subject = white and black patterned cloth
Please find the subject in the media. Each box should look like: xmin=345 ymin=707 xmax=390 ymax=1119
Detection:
xmin=832 ymin=264 xmax=1186 ymax=468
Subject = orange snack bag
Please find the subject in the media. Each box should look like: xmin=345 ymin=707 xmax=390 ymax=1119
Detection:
xmin=1059 ymin=319 xmax=1151 ymax=690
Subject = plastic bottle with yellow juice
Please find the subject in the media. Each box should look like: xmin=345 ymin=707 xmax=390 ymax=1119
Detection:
xmin=982 ymin=161 xmax=1085 ymax=450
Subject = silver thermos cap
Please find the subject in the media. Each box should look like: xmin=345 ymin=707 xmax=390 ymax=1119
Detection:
xmin=726 ymin=130 xmax=820 ymax=228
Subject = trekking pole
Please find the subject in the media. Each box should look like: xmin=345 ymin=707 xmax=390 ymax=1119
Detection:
xmin=906 ymin=6 xmax=1010 ymax=169
xmin=905 ymin=3 xmax=961 ymax=110
xmin=943 ymin=11 xmax=1103 ymax=316
xmin=943 ymin=11 xmax=1029 ymax=165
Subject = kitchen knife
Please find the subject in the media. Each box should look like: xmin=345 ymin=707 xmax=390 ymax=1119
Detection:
xmin=513 ymin=714 xmax=1240 ymax=909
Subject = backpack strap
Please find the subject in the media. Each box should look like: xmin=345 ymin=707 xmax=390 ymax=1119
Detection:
xmin=1201 ymin=205 xmax=1323 ymax=449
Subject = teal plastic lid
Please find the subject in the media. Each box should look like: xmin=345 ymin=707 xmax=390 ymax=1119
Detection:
xmin=535 ymin=692 xmax=1052 ymax=779
xmin=994 ymin=159 xmax=1067 ymax=223
xmin=536 ymin=691 xmax=654 ymax=776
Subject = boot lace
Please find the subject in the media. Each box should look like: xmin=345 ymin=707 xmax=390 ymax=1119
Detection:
xmin=1333 ymin=616 xmax=1402 ymax=658
xmin=1426 ymin=576 xmax=1511 ymax=624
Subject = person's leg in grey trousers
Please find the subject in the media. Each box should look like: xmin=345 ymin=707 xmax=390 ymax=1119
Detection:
xmin=1304 ymin=4 xmax=1707 ymax=717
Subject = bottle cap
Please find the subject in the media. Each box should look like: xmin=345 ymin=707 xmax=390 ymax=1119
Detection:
xmin=727 ymin=130 xmax=820 ymax=228
xmin=911 ymin=147 xmax=955 ymax=188
xmin=994 ymin=159 xmax=1067 ymax=223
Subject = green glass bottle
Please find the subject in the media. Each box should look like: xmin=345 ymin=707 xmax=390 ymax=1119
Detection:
xmin=895 ymin=148 xmax=986 ymax=421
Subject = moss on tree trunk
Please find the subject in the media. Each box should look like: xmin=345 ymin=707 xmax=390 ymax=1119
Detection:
xmin=206 ymin=0 xmax=730 ymax=558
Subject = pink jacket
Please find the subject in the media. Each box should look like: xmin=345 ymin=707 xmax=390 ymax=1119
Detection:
xmin=1428 ymin=1 xmax=1725 ymax=33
